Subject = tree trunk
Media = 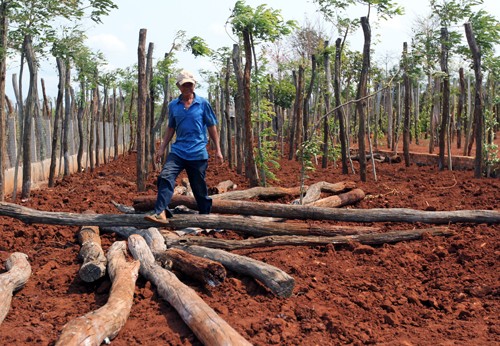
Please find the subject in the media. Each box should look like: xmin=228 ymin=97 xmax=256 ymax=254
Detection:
xmin=167 ymin=227 xmax=453 ymax=251
xmin=179 ymin=244 xmax=295 ymax=297
xmin=335 ymin=38 xmax=349 ymax=174
xmin=322 ymin=43 xmax=331 ymax=168
xmin=159 ymin=248 xmax=226 ymax=287
xmin=464 ymin=23 xmax=483 ymax=178
xmin=63 ymin=62 xmax=71 ymax=176
xmin=2 ymin=201 xmax=499 ymax=228
xmin=76 ymin=79 xmax=85 ymax=172
xmin=356 ymin=17 xmax=371 ymax=182
xmin=438 ymin=27 xmax=450 ymax=170
xmin=21 ymin=35 xmax=40 ymax=199
xmin=456 ymin=67 xmax=465 ymax=149
xmin=0 ymin=1 xmax=7 ymax=201
xmin=77 ymin=212 xmax=107 ymax=283
xmin=0 ymin=252 xmax=31 ymax=324
xmin=403 ymin=42 xmax=411 ymax=167
xmin=309 ymin=188 xmax=365 ymax=208
xmin=56 ymin=241 xmax=139 ymax=345
xmin=136 ymin=29 xmax=147 ymax=191
xmin=232 ymin=44 xmax=245 ymax=175
xmin=242 ymin=29 xmax=259 ymax=186
xmin=128 ymin=235 xmax=252 ymax=345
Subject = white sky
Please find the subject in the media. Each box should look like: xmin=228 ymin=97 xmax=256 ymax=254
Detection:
xmin=5 ymin=0 xmax=500 ymax=99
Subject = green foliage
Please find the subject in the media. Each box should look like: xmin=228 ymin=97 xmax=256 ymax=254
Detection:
xmin=297 ymin=134 xmax=323 ymax=177
xmin=271 ymin=76 xmax=295 ymax=109
xmin=186 ymin=36 xmax=212 ymax=58
xmin=314 ymin=0 xmax=403 ymax=20
xmin=254 ymin=98 xmax=280 ymax=182
xmin=229 ymin=0 xmax=297 ymax=42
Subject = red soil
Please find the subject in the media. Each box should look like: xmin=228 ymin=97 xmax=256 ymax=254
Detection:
xmin=0 ymin=139 xmax=498 ymax=345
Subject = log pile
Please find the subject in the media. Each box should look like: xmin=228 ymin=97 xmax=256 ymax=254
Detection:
xmin=0 ymin=179 xmax=498 ymax=344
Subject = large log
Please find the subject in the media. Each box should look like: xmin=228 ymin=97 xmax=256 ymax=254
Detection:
xmin=296 ymin=181 xmax=357 ymax=204
xmin=127 ymin=234 xmax=251 ymax=346
xmin=160 ymin=248 xmax=226 ymax=286
xmin=78 ymin=211 xmax=107 ymax=282
xmin=0 ymin=252 xmax=31 ymax=324
xmin=309 ymin=188 xmax=366 ymax=208
xmin=167 ymin=227 xmax=454 ymax=250
xmin=179 ymin=245 xmax=295 ymax=298
xmin=1 ymin=201 xmax=499 ymax=227
xmin=56 ymin=241 xmax=140 ymax=345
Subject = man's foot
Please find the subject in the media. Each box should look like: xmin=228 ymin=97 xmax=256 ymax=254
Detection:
xmin=144 ymin=211 xmax=169 ymax=225
xmin=164 ymin=208 xmax=174 ymax=218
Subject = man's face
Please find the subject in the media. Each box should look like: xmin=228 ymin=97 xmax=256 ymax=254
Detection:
xmin=178 ymin=82 xmax=195 ymax=95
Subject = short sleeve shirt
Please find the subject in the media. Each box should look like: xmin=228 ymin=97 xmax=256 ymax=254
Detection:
xmin=167 ymin=93 xmax=218 ymax=160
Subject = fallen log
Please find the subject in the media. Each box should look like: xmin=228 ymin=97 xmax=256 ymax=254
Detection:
xmin=56 ymin=241 xmax=139 ymax=345
xmin=159 ymin=248 xmax=226 ymax=286
xmin=134 ymin=186 xmax=307 ymax=208
xmin=101 ymin=226 xmax=167 ymax=254
xmin=178 ymin=245 xmax=295 ymax=298
xmin=78 ymin=211 xmax=107 ymax=282
xmin=1 ymin=201 xmax=499 ymax=227
xmin=209 ymin=179 xmax=236 ymax=195
xmin=309 ymin=188 xmax=366 ymax=208
xmin=296 ymin=181 xmax=357 ymax=205
xmin=166 ymin=227 xmax=454 ymax=250
xmin=128 ymin=234 xmax=251 ymax=346
xmin=0 ymin=252 xmax=31 ymax=324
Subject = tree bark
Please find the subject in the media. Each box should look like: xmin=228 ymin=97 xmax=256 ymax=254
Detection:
xmin=167 ymin=227 xmax=453 ymax=250
xmin=56 ymin=241 xmax=139 ymax=345
xmin=1 ymin=201 xmax=499 ymax=228
xmin=179 ymin=244 xmax=295 ymax=297
xmin=128 ymin=235 xmax=251 ymax=345
xmin=0 ymin=252 xmax=31 ymax=324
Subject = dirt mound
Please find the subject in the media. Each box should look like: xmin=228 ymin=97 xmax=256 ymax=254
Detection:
xmin=0 ymin=144 xmax=498 ymax=345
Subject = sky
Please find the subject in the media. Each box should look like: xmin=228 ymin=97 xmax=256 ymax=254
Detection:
xmin=5 ymin=0 xmax=500 ymax=99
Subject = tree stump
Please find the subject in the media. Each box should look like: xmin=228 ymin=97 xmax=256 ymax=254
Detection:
xmin=0 ymin=252 xmax=31 ymax=324
xmin=56 ymin=241 xmax=140 ymax=345
xmin=128 ymin=234 xmax=251 ymax=346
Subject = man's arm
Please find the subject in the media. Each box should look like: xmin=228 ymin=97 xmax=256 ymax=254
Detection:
xmin=207 ymin=125 xmax=223 ymax=163
xmin=155 ymin=127 xmax=175 ymax=163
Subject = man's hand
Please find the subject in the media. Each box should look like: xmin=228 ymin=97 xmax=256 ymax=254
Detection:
xmin=214 ymin=150 xmax=224 ymax=164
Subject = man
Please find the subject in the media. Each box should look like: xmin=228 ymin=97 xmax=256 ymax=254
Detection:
xmin=145 ymin=70 xmax=223 ymax=224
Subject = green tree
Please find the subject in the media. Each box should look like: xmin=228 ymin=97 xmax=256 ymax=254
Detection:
xmin=228 ymin=0 xmax=296 ymax=186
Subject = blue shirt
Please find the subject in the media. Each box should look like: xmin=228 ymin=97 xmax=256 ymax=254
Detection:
xmin=168 ymin=93 xmax=218 ymax=160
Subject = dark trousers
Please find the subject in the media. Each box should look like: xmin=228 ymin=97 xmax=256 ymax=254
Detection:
xmin=154 ymin=153 xmax=212 ymax=215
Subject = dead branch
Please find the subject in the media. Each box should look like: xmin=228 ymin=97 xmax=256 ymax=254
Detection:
xmin=166 ymin=227 xmax=454 ymax=250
